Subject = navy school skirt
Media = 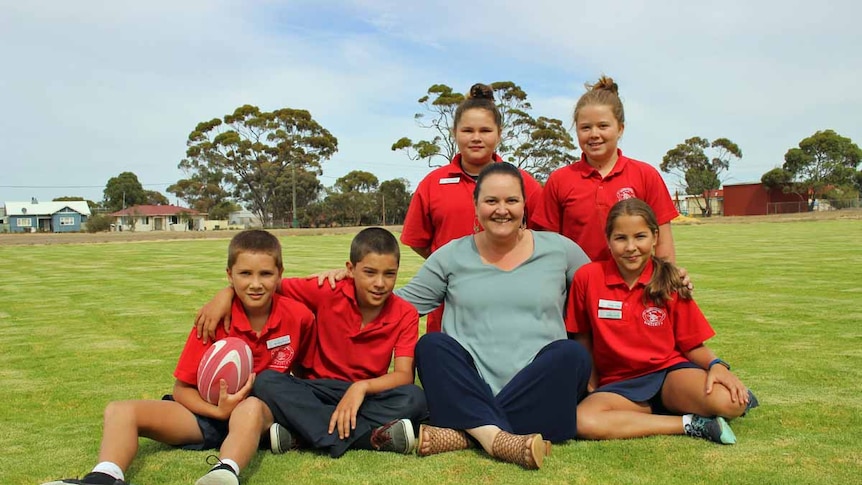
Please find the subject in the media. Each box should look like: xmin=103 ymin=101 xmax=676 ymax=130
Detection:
xmin=593 ymin=361 xmax=700 ymax=415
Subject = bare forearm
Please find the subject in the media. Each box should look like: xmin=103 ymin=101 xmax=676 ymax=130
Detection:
xmin=656 ymin=223 xmax=676 ymax=263
xmin=358 ymin=370 xmax=414 ymax=395
xmin=573 ymin=333 xmax=598 ymax=391
xmin=683 ymin=345 xmax=717 ymax=369
xmin=172 ymin=380 xmax=224 ymax=420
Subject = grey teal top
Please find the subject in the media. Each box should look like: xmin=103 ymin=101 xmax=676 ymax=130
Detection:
xmin=395 ymin=230 xmax=589 ymax=395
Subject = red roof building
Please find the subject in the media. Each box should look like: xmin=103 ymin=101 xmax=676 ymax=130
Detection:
xmin=109 ymin=205 xmax=205 ymax=231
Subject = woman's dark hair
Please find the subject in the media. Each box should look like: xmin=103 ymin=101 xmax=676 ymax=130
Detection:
xmin=473 ymin=162 xmax=525 ymax=203
xmin=605 ymin=198 xmax=689 ymax=306
xmin=454 ymin=83 xmax=503 ymax=130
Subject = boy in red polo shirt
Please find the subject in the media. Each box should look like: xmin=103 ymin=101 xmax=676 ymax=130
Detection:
xmin=43 ymin=230 xmax=314 ymax=485
xmin=196 ymin=227 xmax=426 ymax=468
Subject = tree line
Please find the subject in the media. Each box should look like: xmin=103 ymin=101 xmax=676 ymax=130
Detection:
xmin=61 ymin=82 xmax=862 ymax=226
xmin=163 ymin=82 xmax=578 ymax=227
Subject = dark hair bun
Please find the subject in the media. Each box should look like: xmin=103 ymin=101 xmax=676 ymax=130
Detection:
xmin=468 ymin=83 xmax=495 ymax=100
xmin=588 ymin=76 xmax=619 ymax=95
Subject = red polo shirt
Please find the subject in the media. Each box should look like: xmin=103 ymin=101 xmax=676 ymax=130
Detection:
xmin=280 ymin=278 xmax=419 ymax=382
xmin=401 ymin=153 xmax=543 ymax=252
xmin=566 ymin=259 xmax=714 ymax=387
xmin=532 ymin=150 xmax=678 ymax=261
xmin=174 ymin=294 xmax=314 ymax=386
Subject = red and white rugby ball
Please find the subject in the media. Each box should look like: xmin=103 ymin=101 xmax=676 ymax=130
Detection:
xmin=197 ymin=337 xmax=253 ymax=405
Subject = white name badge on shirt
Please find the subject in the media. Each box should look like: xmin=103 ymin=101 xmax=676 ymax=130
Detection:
xmin=598 ymin=299 xmax=623 ymax=310
xmin=266 ymin=335 xmax=291 ymax=349
xmin=598 ymin=309 xmax=623 ymax=320
xmin=439 ymin=177 xmax=460 ymax=184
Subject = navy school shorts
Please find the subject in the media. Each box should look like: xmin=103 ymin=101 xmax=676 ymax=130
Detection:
xmin=593 ymin=361 xmax=700 ymax=415
xmin=161 ymin=394 xmax=229 ymax=450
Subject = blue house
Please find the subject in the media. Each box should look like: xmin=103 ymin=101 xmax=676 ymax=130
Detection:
xmin=4 ymin=199 xmax=91 ymax=233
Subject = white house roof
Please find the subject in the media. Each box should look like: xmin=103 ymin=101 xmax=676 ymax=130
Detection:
xmin=4 ymin=201 xmax=92 ymax=217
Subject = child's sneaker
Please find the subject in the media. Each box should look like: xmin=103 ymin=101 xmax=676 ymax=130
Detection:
xmin=684 ymin=415 xmax=736 ymax=444
xmin=269 ymin=423 xmax=297 ymax=454
xmin=742 ymin=390 xmax=760 ymax=417
xmin=370 ymin=418 xmax=416 ymax=454
xmin=195 ymin=458 xmax=239 ymax=485
xmin=41 ymin=472 xmax=128 ymax=485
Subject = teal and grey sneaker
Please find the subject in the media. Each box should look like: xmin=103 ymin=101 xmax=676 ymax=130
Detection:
xmin=269 ymin=423 xmax=297 ymax=454
xmin=742 ymin=390 xmax=759 ymax=417
xmin=370 ymin=418 xmax=417 ymax=454
xmin=684 ymin=415 xmax=736 ymax=445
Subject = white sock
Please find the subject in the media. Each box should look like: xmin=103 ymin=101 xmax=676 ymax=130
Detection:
xmin=92 ymin=461 xmax=124 ymax=481
xmin=682 ymin=414 xmax=693 ymax=429
xmin=217 ymin=458 xmax=240 ymax=475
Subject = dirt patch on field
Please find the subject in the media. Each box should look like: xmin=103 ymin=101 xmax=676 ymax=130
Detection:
xmin=0 ymin=226 xmax=403 ymax=246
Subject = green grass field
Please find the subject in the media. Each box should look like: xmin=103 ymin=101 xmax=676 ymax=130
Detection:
xmin=2 ymin=219 xmax=861 ymax=485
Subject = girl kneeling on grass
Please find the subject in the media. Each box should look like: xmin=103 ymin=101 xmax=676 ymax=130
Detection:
xmin=568 ymin=198 xmax=758 ymax=444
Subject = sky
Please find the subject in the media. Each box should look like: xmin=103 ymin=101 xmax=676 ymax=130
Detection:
xmin=2 ymin=0 xmax=860 ymax=205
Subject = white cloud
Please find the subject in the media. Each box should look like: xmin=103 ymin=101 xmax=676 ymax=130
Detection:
xmin=1 ymin=0 xmax=859 ymax=203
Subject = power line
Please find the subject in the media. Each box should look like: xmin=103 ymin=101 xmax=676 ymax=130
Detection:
xmin=0 ymin=183 xmax=174 ymax=189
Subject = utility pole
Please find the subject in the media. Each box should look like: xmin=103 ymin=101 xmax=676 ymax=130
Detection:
xmin=291 ymin=161 xmax=298 ymax=228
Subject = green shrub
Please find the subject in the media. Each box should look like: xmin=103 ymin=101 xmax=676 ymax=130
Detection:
xmin=85 ymin=213 xmax=112 ymax=233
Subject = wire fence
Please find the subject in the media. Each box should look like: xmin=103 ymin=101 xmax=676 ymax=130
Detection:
xmin=767 ymin=197 xmax=862 ymax=214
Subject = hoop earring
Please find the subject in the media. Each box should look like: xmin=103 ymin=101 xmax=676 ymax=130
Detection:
xmin=473 ymin=215 xmax=481 ymax=233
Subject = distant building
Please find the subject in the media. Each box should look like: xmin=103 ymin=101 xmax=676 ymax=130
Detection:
xmin=723 ymin=183 xmax=808 ymax=216
xmin=3 ymin=199 xmax=91 ymax=233
xmin=109 ymin=205 xmax=205 ymax=231
xmin=228 ymin=207 xmax=262 ymax=228
xmin=675 ymin=190 xmax=724 ymax=217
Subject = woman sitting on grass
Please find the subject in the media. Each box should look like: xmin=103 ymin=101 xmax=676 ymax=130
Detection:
xmin=568 ymin=198 xmax=757 ymax=444
xmin=396 ymin=162 xmax=592 ymax=469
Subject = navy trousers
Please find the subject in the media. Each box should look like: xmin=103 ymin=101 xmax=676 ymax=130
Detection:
xmin=415 ymin=332 xmax=591 ymax=442
xmin=253 ymin=370 xmax=428 ymax=458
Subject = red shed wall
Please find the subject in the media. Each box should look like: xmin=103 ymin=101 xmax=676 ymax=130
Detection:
xmin=724 ymin=183 xmax=808 ymax=216
xmin=724 ymin=183 xmax=768 ymax=216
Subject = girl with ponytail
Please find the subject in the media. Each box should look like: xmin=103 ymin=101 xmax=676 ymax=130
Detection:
xmin=400 ymin=83 xmax=543 ymax=333
xmin=532 ymin=76 xmax=679 ymax=264
xmin=566 ymin=198 xmax=757 ymax=445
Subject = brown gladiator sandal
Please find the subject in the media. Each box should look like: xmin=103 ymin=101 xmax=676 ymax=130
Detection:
xmin=490 ymin=431 xmax=545 ymax=470
xmin=417 ymin=424 xmax=473 ymax=457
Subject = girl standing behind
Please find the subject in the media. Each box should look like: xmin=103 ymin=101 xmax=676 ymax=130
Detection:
xmin=401 ymin=83 xmax=543 ymax=333
xmin=567 ymin=198 xmax=757 ymax=444
xmin=532 ymin=76 xmax=678 ymax=263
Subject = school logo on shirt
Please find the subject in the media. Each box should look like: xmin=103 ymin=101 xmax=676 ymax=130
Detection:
xmin=617 ymin=187 xmax=636 ymax=201
xmin=268 ymin=344 xmax=295 ymax=371
xmin=642 ymin=307 xmax=667 ymax=327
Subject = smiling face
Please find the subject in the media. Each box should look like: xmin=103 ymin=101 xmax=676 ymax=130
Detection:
xmin=454 ymin=108 xmax=502 ymax=174
xmin=227 ymin=251 xmax=283 ymax=317
xmin=608 ymin=214 xmax=657 ymax=284
xmin=575 ymin=104 xmax=624 ymax=168
xmin=347 ymin=252 xmax=399 ymax=311
xmin=474 ymin=172 xmax=525 ymax=238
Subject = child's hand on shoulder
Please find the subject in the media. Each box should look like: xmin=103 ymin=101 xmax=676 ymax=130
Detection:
xmin=309 ymin=268 xmax=349 ymax=289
